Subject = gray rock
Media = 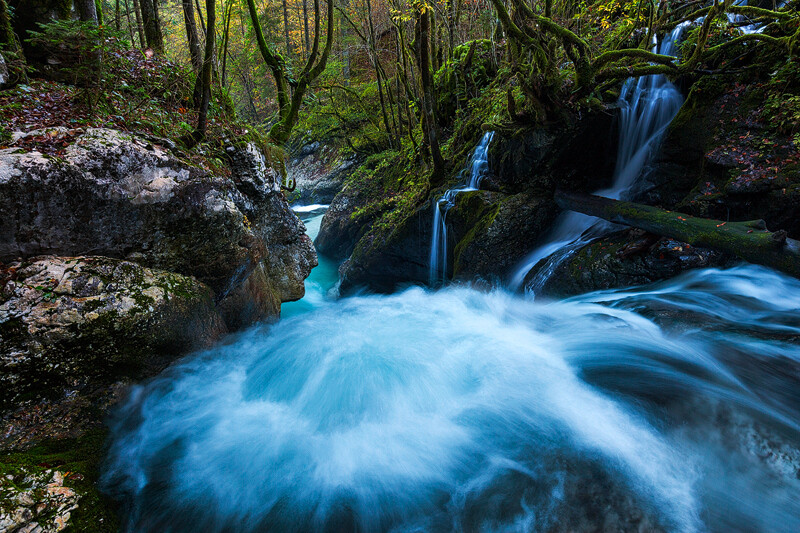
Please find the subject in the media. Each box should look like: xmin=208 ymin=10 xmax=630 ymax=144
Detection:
xmin=288 ymin=143 xmax=358 ymax=204
xmin=0 ymin=256 xmax=227 ymax=409
xmin=0 ymin=52 xmax=9 ymax=89
xmin=0 ymin=129 xmax=316 ymax=326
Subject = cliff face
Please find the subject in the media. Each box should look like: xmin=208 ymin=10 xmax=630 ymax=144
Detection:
xmin=0 ymin=128 xmax=316 ymax=416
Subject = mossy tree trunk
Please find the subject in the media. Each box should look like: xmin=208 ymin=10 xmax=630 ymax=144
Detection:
xmin=74 ymin=0 xmax=98 ymax=23
xmin=416 ymin=3 xmax=445 ymax=182
xmin=187 ymin=0 xmax=214 ymax=146
xmin=0 ymin=0 xmax=16 ymax=51
xmin=139 ymin=0 xmax=164 ymax=53
xmin=245 ymin=0 xmax=335 ymax=146
xmin=556 ymin=191 xmax=800 ymax=278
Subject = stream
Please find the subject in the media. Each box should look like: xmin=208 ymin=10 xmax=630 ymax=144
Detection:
xmin=101 ymin=204 xmax=800 ymax=532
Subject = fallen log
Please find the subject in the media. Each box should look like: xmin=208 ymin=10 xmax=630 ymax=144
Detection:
xmin=555 ymin=191 xmax=800 ymax=279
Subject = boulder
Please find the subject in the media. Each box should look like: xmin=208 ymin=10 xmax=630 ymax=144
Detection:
xmin=0 ymin=256 xmax=226 ymax=410
xmin=287 ymin=142 xmax=358 ymax=204
xmin=315 ymin=182 xmax=375 ymax=260
xmin=533 ymin=229 xmax=732 ymax=297
xmin=0 ymin=129 xmax=316 ymax=327
xmin=452 ymin=191 xmax=559 ymax=282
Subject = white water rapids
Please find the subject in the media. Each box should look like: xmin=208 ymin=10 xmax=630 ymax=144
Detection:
xmin=103 ymin=258 xmax=800 ymax=532
xmin=101 ymin=25 xmax=800 ymax=533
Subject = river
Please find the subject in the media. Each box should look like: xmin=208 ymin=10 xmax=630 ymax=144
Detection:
xmin=101 ymin=204 xmax=800 ymax=532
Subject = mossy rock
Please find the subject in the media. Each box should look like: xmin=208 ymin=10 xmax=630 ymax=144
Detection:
xmin=0 ymin=255 xmax=227 ymax=412
xmin=0 ymin=430 xmax=118 ymax=532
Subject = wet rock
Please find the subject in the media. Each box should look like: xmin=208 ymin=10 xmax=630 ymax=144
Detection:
xmin=637 ymin=78 xmax=800 ymax=239
xmin=316 ymin=182 xmax=375 ymax=260
xmin=452 ymin=191 xmax=559 ymax=282
xmin=0 ymin=129 xmax=316 ymax=327
xmin=288 ymin=142 xmax=358 ymax=204
xmin=337 ymin=200 xmax=434 ymax=294
xmin=0 ymin=256 xmax=226 ymax=409
xmin=0 ymin=469 xmax=80 ymax=533
xmin=536 ymin=229 xmax=732 ymax=297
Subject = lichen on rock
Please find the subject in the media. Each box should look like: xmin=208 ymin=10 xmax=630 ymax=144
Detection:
xmin=0 ymin=129 xmax=317 ymax=327
xmin=0 ymin=255 xmax=226 ymax=410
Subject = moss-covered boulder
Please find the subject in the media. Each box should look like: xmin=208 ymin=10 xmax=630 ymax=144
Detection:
xmin=0 ymin=255 xmax=226 ymax=411
xmin=0 ymin=128 xmax=316 ymax=327
xmin=452 ymin=191 xmax=558 ymax=281
xmin=530 ymin=229 xmax=731 ymax=297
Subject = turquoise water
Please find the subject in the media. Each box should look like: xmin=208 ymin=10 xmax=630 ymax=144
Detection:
xmin=281 ymin=207 xmax=340 ymax=318
xmin=103 ymin=263 xmax=800 ymax=532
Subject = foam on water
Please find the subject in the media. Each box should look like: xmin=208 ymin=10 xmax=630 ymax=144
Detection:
xmin=103 ymin=265 xmax=800 ymax=532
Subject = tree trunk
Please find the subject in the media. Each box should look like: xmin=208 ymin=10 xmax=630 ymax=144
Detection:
xmin=0 ymin=0 xmax=17 ymax=52
xmin=221 ymin=1 xmax=233 ymax=87
xmin=195 ymin=0 xmax=206 ymax=36
xmin=555 ymin=191 xmax=800 ymax=279
xmin=417 ymin=7 xmax=445 ymax=181
xmin=140 ymin=0 xmax=164 ymax=53
xmin=75 ymin=0 xmax=99 ymax=23
xmin=192 ymin=0 xmax=215 ymax=144
xmin=282 ymin=0 xmax=291 ymax=55
xmin=124 ymin=0 xmax=137 ymax=46
xmin=182 ymin=0 xmax=203 ymax=72
xmin=366 ymin=0 xmax=392 ymax=147
xmin=132 ymin=0 xmax=146 ymax=49
xmin=302 ymin=0 xmax=310 ymax=54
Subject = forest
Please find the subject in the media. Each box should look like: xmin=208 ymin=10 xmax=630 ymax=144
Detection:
xmin=1 ymin=0 xmax=800 ymax=531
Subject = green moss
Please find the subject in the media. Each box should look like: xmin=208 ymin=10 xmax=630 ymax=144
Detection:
xmin=0 ymin=430 xmax=119 ymax=532
xmin=452 ymin=196 xmax=501 ymax=275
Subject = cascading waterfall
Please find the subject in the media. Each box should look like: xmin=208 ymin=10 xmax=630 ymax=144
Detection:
xmin=728 ymin=0 xmax=787 ymax=34
xmin=103 ymin=264 xmax=800 ymax=533
xmin=429 ymin=131 xmax=495 ymax=285
xmin=509 ymin=24 xmax=688 ymax=293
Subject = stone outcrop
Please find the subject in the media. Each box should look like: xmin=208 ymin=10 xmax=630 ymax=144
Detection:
xmin=324 ymin=110 xmax=617 ymax=294
xmin=287 ymin=141 xmax=358 ymax=204
xmin=0 ymin=256 xmax=226 ymax=409
xmin=531 ymin=229 xmax=731 ymax=297
xmin=0 ymin=128 xmax=316 ymax=327
xmin=0 ymin=127 xmax=317 ymax=427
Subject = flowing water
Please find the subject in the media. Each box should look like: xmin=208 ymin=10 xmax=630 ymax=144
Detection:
xmin=100 ymin=24 xmax=800 ymax=533
xmin=429 ymin=131 xmax=495 ymax=286
xmin=509 ymin=26 xmax=687 ymax=292
xmin=280 ymin=205 xmax=340 ymax=318
xmin=102 ymin=263 xmax=800 ymax=532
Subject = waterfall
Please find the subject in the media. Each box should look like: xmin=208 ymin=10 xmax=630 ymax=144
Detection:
xmin=509 ymin=25 xmax=689 ymax=293
xmin=429 ymin=131 xmax=495 ymax=285
xmin=728 ymin=0 xmax=787 ymax=34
